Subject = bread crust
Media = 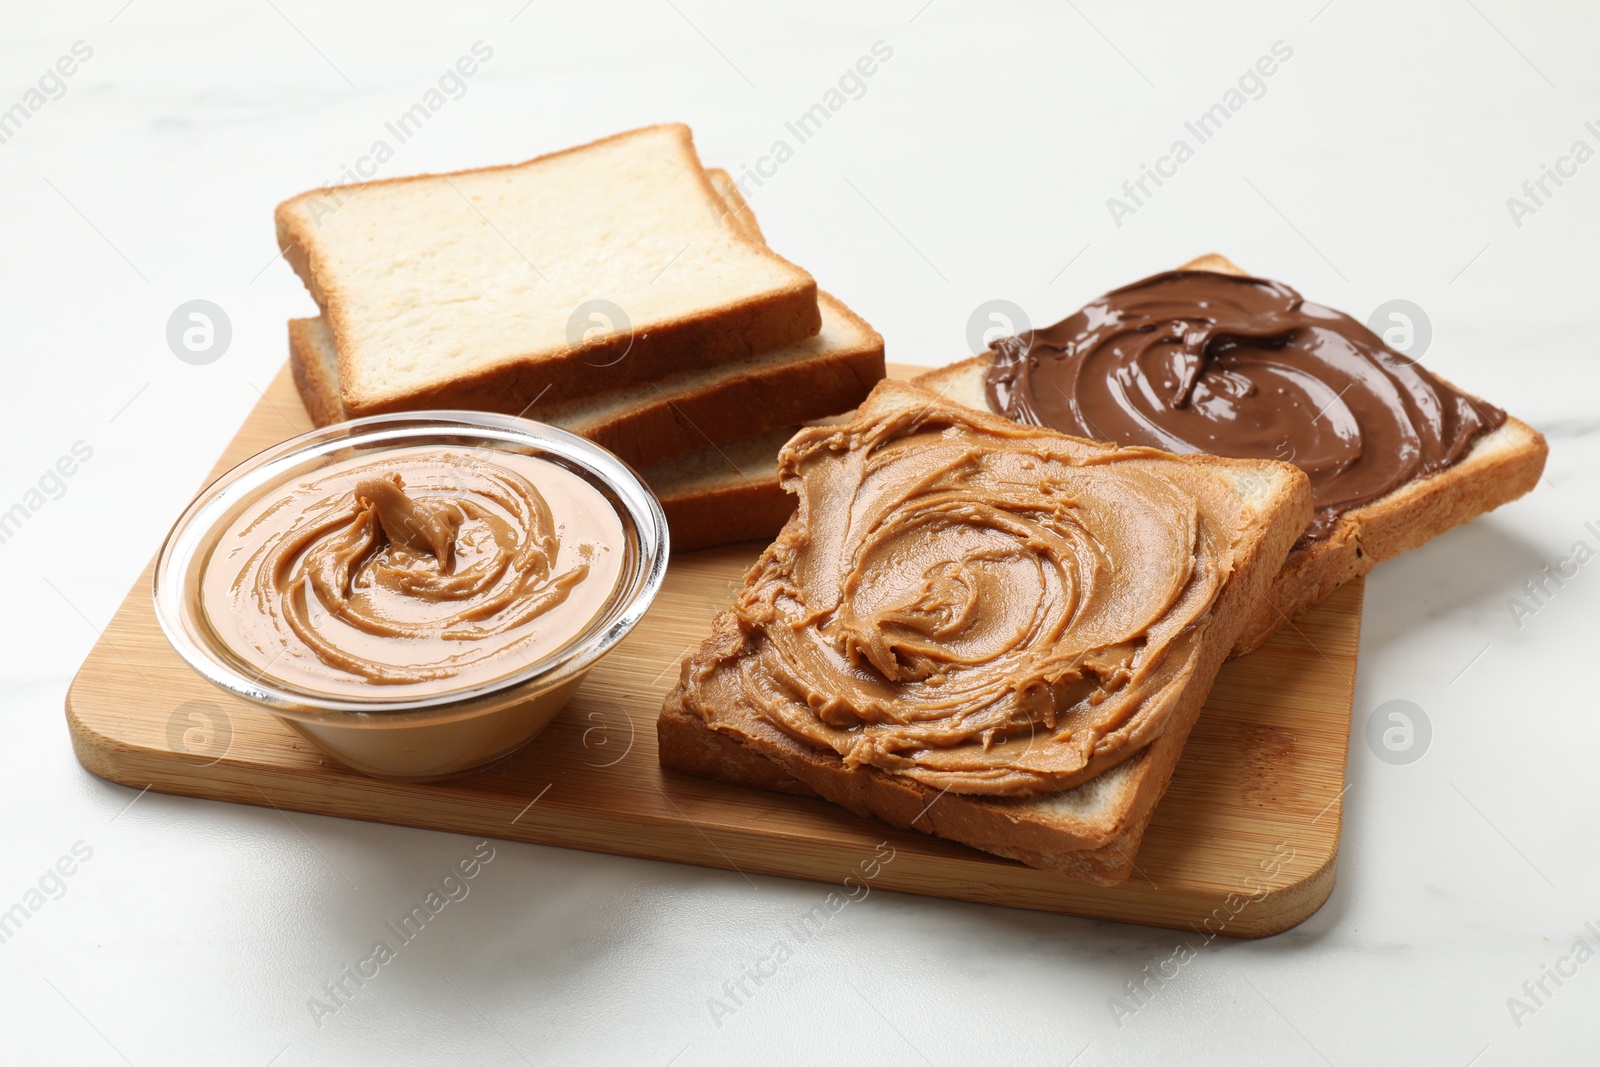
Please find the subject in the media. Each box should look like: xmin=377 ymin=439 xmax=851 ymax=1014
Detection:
xmin=650 ymin=467 xmax=794 ymax=554
xmin=287 ymin=319 xmax=345 ymax=429
xmin=637 ymin=423 xmax=817 ymax=554
xmin=659 ymin=379 xmax=1313 ymax=881
xmin=912 ymin=254 xmax=1549 ymax=656
xmin=289 ymin=291 xmax=883 ymax=466
xmin=1233 ymin=417 xmax=1546 ymax=653
xmin=274 ymin=125 xmax=822 ymax=416
xmin=658 ymin=688 xmax=1156 ymax=884
xmin=541 ymin=292 xmax=878 ymax=469
xmin=330 ymin=293 xmax=823 ymax=418
xmin=705 ymin=168 xmax=764 ymax=244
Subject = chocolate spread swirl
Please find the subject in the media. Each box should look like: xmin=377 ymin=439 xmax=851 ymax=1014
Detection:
xmin=680 ymin=398 xmax=1249 ymax=797
xmin=203 ymin=447 xmax=622 ymax=696
xmin=984 ymin=269 xmax=1505 ymax=541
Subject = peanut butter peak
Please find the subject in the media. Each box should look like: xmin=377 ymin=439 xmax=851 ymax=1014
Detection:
xmin=681 ymin=404 xmax=1246 ymax=798
xmin=354 ymin=474 xmax=461 ymax=571
xmin=202 ymin=447 xmax=624 ymax=696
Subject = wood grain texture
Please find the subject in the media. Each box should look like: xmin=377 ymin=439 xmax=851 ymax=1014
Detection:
xmin=65 ymin=362 xmax=1361 ymax=937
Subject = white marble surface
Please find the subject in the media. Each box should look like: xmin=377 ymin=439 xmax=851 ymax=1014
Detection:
xmin=3 ymin=1 xmax=1598 ymax=1063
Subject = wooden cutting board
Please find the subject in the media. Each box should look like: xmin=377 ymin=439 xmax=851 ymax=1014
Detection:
xmin=66 ymin=363 xmax=1360 ymax=938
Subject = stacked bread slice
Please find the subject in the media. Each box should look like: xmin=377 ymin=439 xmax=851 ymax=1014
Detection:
xmin=276 ymin=125 xmax=885 ymax=551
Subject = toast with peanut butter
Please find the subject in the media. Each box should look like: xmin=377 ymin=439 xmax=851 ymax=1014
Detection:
xmin=658 ymin=379 xmax=1312 ymax=882
xmin=915 ymin=254 xmax=1548 ymax=655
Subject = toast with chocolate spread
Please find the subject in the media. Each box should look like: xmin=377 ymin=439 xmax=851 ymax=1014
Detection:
xmin=659 ymin=379 xmax=1312 ymax=882
xmin=914 ymin=254 xmax=1549 ymax=655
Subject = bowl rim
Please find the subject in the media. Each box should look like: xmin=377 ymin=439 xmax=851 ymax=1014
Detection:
xmin=152 ymin=409 xmax=669 ymax=719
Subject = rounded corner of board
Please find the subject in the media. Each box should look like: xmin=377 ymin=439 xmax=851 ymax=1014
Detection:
xmin=64 ymin=680 xmax=157 ymax=790
xmin=1227 ymin=848 xmax=1340 ymax=939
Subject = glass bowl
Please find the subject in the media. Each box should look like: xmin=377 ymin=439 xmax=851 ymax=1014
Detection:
xmin=153 ymin=411 xmax=668 ymax=781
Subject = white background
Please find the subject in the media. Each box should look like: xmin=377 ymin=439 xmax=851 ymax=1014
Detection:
xmin=4 ymin=1 xmax=1599 ymax=1063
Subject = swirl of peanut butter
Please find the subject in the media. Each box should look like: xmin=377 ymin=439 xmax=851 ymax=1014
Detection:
xmin=681 ymin=404 xmax=1241 ymax=797
xmin=202 ymin=447 xmax=623 ymax=697
xmin=984 ymin=270 xmax=1505 ymax=541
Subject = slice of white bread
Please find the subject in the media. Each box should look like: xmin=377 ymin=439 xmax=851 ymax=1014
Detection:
xmin=275 ymin=125 xmax=822 ymax=417
xmin=914 ymin=254 xmax=1550 ymax=655
xmin=659 ymin=379 xmax=1313 ymax=883
xmin=288 ymin=168 xmax=885 ymax=472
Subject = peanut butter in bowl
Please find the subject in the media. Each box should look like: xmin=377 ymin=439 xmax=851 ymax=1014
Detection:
xmin=154 ymin=413 xmax=667 ymax=781
xmin=202 ymin=446 xmax=626 ymax=696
